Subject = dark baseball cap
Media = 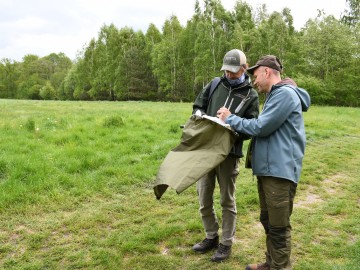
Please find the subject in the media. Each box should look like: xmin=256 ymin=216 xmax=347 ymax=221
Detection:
xmin=247 ymin=55 xmax=283 ymax=75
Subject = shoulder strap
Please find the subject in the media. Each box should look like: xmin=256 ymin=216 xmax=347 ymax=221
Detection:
xmin=209 ymin=77 xmax=221 ymax=99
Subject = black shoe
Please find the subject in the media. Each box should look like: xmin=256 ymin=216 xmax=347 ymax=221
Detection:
xmin=192 ymin=236 xmax=219 ymax=253
xmin=211 ymin=243 xmax=232 ymax=262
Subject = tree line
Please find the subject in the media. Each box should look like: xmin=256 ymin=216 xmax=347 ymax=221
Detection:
xmin=0 ymin=0 xmax=359 ymax=106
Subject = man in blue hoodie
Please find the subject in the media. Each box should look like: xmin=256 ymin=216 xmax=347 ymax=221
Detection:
xmin=217 ymin=55 xmax=311 ymax=270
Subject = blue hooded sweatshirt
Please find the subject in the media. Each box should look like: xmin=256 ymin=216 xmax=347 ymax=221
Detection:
xmin=225 ymin=82 xmax=311 ymax=183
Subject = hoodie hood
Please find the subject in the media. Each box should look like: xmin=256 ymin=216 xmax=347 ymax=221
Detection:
xmin=274 ymin=79 xmax=311 ymax=112
xmin=278 ymin=77 xmax=297 ymax=87
xmin=293 ymin=86 xmax=311 ymax=112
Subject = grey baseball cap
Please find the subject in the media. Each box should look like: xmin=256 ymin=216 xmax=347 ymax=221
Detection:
xmin=220 ymin=49 xmax=247 ymax=73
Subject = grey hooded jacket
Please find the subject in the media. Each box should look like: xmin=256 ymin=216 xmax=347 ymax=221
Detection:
xmin=225 ymin=83 xmax=311 ymax=183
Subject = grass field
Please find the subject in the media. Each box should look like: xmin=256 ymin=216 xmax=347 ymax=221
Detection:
xmin=0 ymin=99 xmax=359 ymax=269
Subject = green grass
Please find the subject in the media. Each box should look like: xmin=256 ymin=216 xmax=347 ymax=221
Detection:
xmin=0 ymin=99 xmax=359 ymax=269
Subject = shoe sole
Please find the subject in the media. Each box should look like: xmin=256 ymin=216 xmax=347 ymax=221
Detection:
xmin=192 ymin=245 xmax=219 ymax=254
xmin=210 ymin=256 xmax=230 ymax=262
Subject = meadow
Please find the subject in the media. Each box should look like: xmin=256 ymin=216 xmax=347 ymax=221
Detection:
xmin=0 ymin=99 xmax=359 ymax=269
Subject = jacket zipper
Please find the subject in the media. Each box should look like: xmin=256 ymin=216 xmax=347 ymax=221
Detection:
xmin=224 ymin=87 xmax=234 ymax=110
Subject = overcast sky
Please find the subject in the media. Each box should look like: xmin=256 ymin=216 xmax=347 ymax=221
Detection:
xmin=0 ymin=0 xmax=347 ymax=62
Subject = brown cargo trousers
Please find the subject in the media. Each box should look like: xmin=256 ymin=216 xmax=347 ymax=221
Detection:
xmin=257 ymin=176 xmax=297 ymax=270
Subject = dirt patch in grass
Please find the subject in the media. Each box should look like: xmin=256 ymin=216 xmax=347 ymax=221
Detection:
xmin=322 ymin=174 xmax=346 ymax=195
xmin=296 ymin=174 xmax=350 ymax=209
xmin=295 ymin=184 xmax=324 ymax=209
xmin=295 ymin=193 xmax=323 ymax=209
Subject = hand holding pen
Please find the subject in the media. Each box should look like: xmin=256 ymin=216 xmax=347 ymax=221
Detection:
xmin=217 ymin=107 xmax=232 ymax=121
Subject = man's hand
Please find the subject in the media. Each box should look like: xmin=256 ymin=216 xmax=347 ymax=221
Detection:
xmin=217 ymin=107 xmax=231 ymax=121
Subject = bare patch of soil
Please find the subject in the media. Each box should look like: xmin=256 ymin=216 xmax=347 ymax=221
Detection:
xmin=295 ymin=185 xmax=323 ymax=209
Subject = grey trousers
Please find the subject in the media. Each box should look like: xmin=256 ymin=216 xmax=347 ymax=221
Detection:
xmin=257 ymin=176 xmax=297 ymax=270
xmin=196 ymin=155 xmax=239 ymax=246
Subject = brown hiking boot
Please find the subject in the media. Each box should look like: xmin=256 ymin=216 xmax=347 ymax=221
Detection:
xmin=192 ymin=236 xmax=219 ymax=253
xmin=245 ymin=262 xmax=270 ymax=270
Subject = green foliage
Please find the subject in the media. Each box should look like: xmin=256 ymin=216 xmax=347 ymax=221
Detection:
xmin=40 ymin=81 xmax=56 ymax=100
xmin=3 ymin=53 xmax=72 ymax=100
xmin=0 ymin=58 xmax=19 ymax=98
xmin=0 ymin=0 xmax=359 ymax=106
xmin=341 ymin=0 xmax=360 ymax=26
xmin=294 ymin=74 xmax=335 ymax=105
xmin=152 ymin=16 xmax=184 ymax=100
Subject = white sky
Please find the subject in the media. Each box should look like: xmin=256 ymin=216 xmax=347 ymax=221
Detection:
xmin=0 ymin=0 xmax=347 ymax=62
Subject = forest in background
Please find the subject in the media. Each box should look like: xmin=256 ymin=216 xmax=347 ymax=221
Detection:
xmin=0 ymin=0 xmax=359 ymax=106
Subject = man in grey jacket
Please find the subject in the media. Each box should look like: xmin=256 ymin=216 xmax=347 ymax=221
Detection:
xmin=218 ymin=55 xmax=311 ymax=270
